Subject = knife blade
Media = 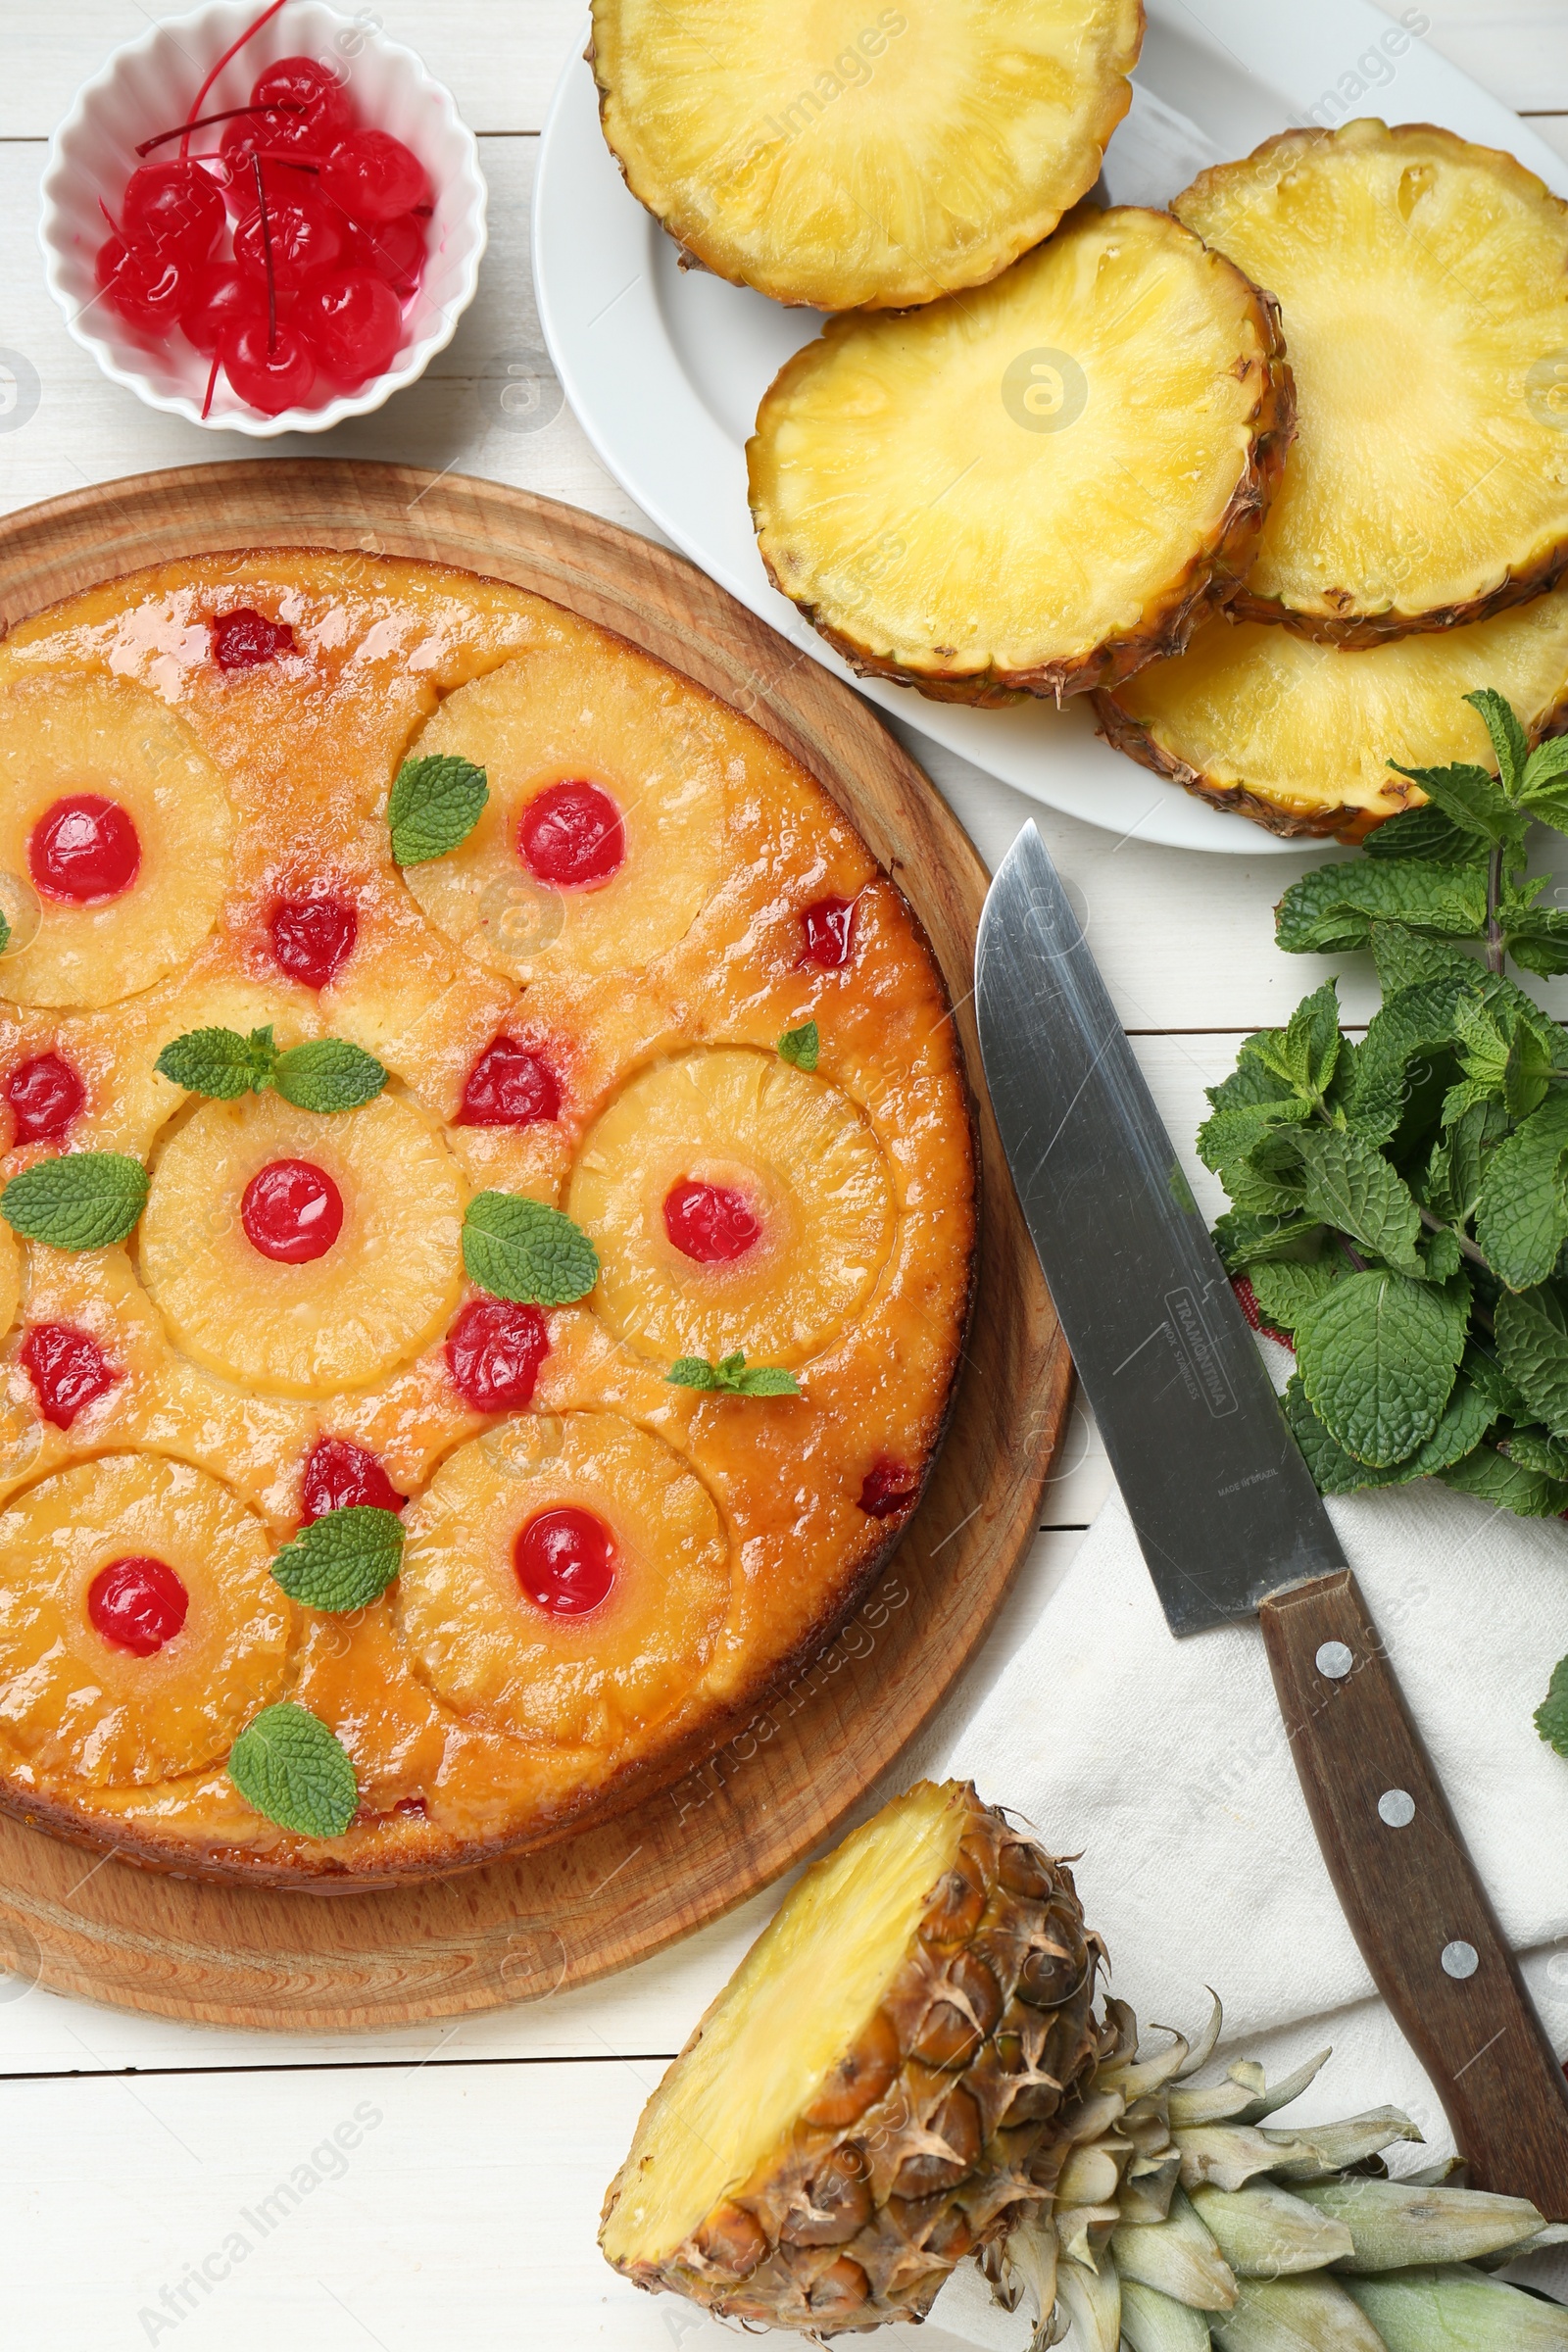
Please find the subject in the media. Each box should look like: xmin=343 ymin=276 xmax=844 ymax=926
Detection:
xmin=976 ymin=820 xmax=1568 ymax=2216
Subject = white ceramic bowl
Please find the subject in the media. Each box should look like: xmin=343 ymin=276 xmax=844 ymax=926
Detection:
xmin=39 ymin=0 xmax=487 ymax=436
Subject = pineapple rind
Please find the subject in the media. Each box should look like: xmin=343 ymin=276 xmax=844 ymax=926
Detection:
xmin=1096 ymin=589 xmax=1568 ymax=842
xmin=748 ymin=207 xmax=1295 ymax=704
xmin=590 ymin=0 xmax=1145 ymax=313
xmin=1175 ymin=121 xmax=1568 ymax=644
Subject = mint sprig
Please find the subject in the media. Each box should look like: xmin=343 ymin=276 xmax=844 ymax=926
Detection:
xmin=226 ymin=1702 xmax=358 ymax=1838
xmin=463 ymin=1192 xmax=599 ymax=1304
xmin=1 ymin=1152 xmax=148 ymax=1248
xmin=387 ymin=753 xmax=488 ymax=865
xmin=270 ymin=1506 xmax=404 ymax=1612
xmin=777 ymin=1020 xmax=819 ymax=1072
xmin=1537 ymin=1656 xmax=1568 ymax=1758
xmin=668 ymin=1350 xmax=801 ymax=1397
xmin=156 ymin=1026 xmax=386 ymax=1114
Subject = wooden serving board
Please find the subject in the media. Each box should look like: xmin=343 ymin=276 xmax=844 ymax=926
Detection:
xmin=0 ymin=461 xmax=1070 ymax=2033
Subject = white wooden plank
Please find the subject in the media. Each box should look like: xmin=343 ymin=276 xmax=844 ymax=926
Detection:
xmin=1367 ymin=0 xmax=1568 ymax=110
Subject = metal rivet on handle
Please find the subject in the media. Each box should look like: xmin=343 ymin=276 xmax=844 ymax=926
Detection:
xmin=1316 ymin=1641 xmax=1354 ymax=1680
xmin=1378 ymin=1789 xmax=1416 ymax=1828
xmin=1442 ymin=1940 xmax=1480 ymax=1981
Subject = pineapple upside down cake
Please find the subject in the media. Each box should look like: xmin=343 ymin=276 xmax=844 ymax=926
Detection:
xmin=0 ymin=553 xmax=974 ymax=1886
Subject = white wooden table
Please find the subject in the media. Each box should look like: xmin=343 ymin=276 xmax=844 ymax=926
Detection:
xmin=1 ymin=9 xmax=1565 ymax=2344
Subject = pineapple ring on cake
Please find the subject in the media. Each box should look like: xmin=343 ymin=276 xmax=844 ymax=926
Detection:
xmin=397 ymin=1416 xmax=731 ymax=1745
xmin=569 ymin=1048 xmax=895 ymax=1368
xmin=0 ymin=1228 xmax=17 ymax=1339
xmin=1175 ymin=122 xmax=1568 ymax=643
xmin=0 ymin=674 xmax=234 ymax=1008
xmin=0 ymin=1453 xmax=289 ymax=1787
xmin=398 ymin=648 xmax=728 ymax=982
xmin=1096 ymin=588 xmax=1568 ymax=840
xmin=590 ymin=0 xmax=1142 ymax=313
xmin=139 ymin=1093 xmax=466 ymax=1398
xmin=748 ymin=206 xmax=1294 ymax=705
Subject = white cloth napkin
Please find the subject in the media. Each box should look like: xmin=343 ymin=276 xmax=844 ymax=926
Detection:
xmin=899 ymin=1331 xmax=1568 ymax=2341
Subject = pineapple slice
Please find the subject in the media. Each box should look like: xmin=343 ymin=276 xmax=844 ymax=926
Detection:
xmin=1097 ymin=587 xmax=1568 ymax=839
xmin=569 ymin=1048 xmax=895 ymax=1368
xmin=0 ymin=1227 xmax=16 ymax=1339
xmin=1175 ymin=122 xmax=1568 ymax=643
xmin=0 ymin=674 xmax=234 ymax=1008
xmin=601 ymin=1781 xmax=1106 ymax=2329
xmin=0 ymin=1452 xmax=289 ymax=1786
xmin=139 ymin=1092 xmax=465 ymax=1397
xmin=396 ymin=1414 xmax=731 ymax=1743
xmin=398 ymin=648 xmax=728 ymax=983
xmin=590 ymin=0 xmax=1143 ymax=312
xmin=748 ymin=207 xmax=1294 ymax=703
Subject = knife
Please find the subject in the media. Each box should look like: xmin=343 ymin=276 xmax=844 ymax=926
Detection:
xmin=975 ymin=820 xmax=1568 ymax=2217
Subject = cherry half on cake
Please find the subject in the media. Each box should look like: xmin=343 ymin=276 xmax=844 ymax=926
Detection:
xmin=4 ymin=1053 xmax=84 ymax=1145
xmin=270 ymin=895 xmax=357 ymax=989
xmin=514 ymin=1505 xmax=615 ymax=1618
xmin=300 ymin=1436 xmax=406 ymax=1524
xmin=663 ymin=1179 xmax=760 ymax=1264
xmin=858 ymin=1458 xmax=918 ymax=1518
xmin=28 ymin=796 xmax=140 ymax=904
xmin=458 ymin=1037 xmax=561 ymax=1128
xmin=87 ymin=1555 xmax=188 ymax=1657
xmin=446 ymin=1298 xmax=550 ymax=1413
xmin=20 ymin=1323 xmax=121 ymax=1431
xmin=798 ymin=895 xmax=858 ymax=969
xmin=241 ymin=1159 xmax=344 ymax=1264
xmin=518 ymin=782 xmax=625 ymax=889
xmin=213 ymin=607 xmax=297 ymax=669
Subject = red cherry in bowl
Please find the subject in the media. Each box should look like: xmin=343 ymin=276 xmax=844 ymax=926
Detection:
xmin=319 ymin=129 xmax=431 ymax=225
xmin=121 ymin=161 xmax=226 ymax=257
xmin=87 ymin=1555 xmax=188 ymax=1657
xmin=220 ymin=318 xmax=316 ymax=414
xmin=28 ymin=795 xmax=140 ymax=904
xmin=445 ymin=1298 xmax=550 ymax=1413
xmin=95 ymin=235 xmax=196 ymax=334
xmin=250 ymin=56 xmax=355 ymax=144
xmin=353 ymin=211 xmax=427 ymax=297
xmin=514 ymin=1506 xmax=615 ymax=1618
xmin=5 ymin=1053 xmax=85 ymax=1145
xmin=180 ymin=261 xmax=269 ymax=357
xmin=241 ymin=1159 xmax=344 ymax=1264
xmin=663 ymin=1179 xmax=760 ymax=1264
xmin=269 ymin=896 xmax=357 ymax=989
xmin=233 ymin=193 xmax=344 ymax=291
xmin=220 ymin=107 xmax=321 ymax=175
xmin=301 ymin=1437 xmax=406 ymax=1524
xmin=21 ymin=1322 xmax=120 ymax=1431
xmin=458 ymin=1038 xmax=561 ymax=1128
xmin=295 ymin=268 xmax=403 ymax=388
xmin=517 ymin=782 xmax=625 ymax=889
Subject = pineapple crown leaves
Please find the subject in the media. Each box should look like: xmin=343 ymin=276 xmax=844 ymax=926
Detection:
xmin=776 ymin=1019 xmax=820 ymax=1072
xmin=225 ymin=1701 xmax=358 ymax=1839
xmin=667 ymin=1350 xmax=802 ymax=1397
xmin=386 ymin=753 xmax=488 ymax=866
xmin=270 ymin=1505 xmax=404 ymax=1613
xmin=462 ymin=1191 xmax=599 ymax=1306
xmin=155 ymin=1025 xmax=388 ymax=1115
xmin=0 ymin=1151 xmax=149 ymax=1250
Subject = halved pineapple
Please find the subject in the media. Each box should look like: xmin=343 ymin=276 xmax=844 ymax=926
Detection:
xmin=398 ymin=648 xmax=728 ymax=983
xmin=1096 ymin=584 xmax=1568 ymax=839
xmin=0 ymin=674 xmax=234 ymax=1007
xmin=590 ymin=0 xmax=1143 ymax=312
xmin=396 ymin=1414 xmax=731 ymax=1743
xmin=601 ymin=1781 xmax=1107 ymax=2330
xmin=1175 ymin=122 xmax=1568 ymax=642
xmin=748 ymin=206 xmax=1294 ymax=703
xmin=568 ymin=1048 xmax=895 ymax=1368
xmin=0 ymin=1452 xmax=289 ymax=1786
xmin=139 ymin=1092 xmax=465 ymax=1397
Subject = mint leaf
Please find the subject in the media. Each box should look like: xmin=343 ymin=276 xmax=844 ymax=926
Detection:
xmin=1440 ymin=1442 xmax=1568 ymax=1518
xmin=272 ymin=1039 xmax=388 ymax=1114
xmin=388 ymin=754 xmax=488 ymax=865
xmin=667 ymin=1351 xmax=801 ymax=1397
xmin=1500 ymin=1427 xmax=1568 ymax=1481
xmin=777 ymin=1020 xmax=819 ymax=1072
xmin=1363 ymin=808 xmax=1485 ymax=866
xmin=1465 ymin=687 xmax=1528 ymax=799
xmin=1500 ymin=902 xmax=1568 ymax=979
xmin=1387 ymin=757 xmax=1522 ymax=855
xmin=1 ymin=1152 xmax=148 ymax=1249
xmin=226 ymin=1702 xmax=358 ymax=1838
xmin=1519 ymin=734 xmax=1568 ymax=830
xmin=1276 ymin=860 xmax=1488 ymax=957
xmin=156 ymin=1024 xmax=278 ymax=1100
xmin=1292 ymin=1126 xmax=1425 ymax=1275
xmin=463 ymin=1192 xmax=598 ymax=1304
xmin=1250 ymin=1254 xmax=1342 ymax=1335
xmin=270 ymin=1505 xmax=404 ymax=1611
xmin=1421 ymin=1101 xmax=1504 ymax=1227
xmin=1284 ymin=1369 xmax=1493 ymax=1492
xmin=1348 ymin=977 xmax=1471 ymax=1147
xmin=1368 ymin=924 xmax=1477 ymax=992
xmin=1474 ymin=1092 xmax=1568 ymax=1292
xmin=1494 ymin=1285 xmax=1568 ymax=1436
xmin=1251 ymin=982 xmax=1342 ymax=1102
xmin=1297 ymin=1268 xmax=1468 ymax=1465
xmin=1461 ymin=1339 xmax=1530 ymax=1423
xmin=1212 ymin=1209 xmax=1326 ymax=1270
xmin=1198 ymin=1096 xmax=1312 ymax=1173
xmin=1536 ymin=1656 xmax=1568 ymax=1758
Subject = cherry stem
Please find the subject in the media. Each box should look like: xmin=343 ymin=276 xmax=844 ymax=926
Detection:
xmin=251 ymin=149 xmax=320 ymax=171
xmin=137 ymin=101 xmax=303 ymax=158
xmin=180 ymin=0 xmax=289 ymax=160
xmin=201 ymin=350 xmax=220 ymax=421
xmin=252 ymin=155 xmax=276 ymax=354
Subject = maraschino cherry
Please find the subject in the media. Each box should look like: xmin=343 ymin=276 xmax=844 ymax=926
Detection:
xmin=121 ymin=160 xmax=226 ymax=256
xmin=270 ymin=896 xmax=357 ymax=989
xmin=180 ymin=261 xmax=268 ymax=358
xmin=445 ymin=1298 xmax=550 ymax=1413
xmin=5 ymin=1053 xmax=85 ymax=1145
xmin=28 ymin=796 xmax=140 ymax=904
xmin=96 ymin=235 xmax=198 ymax=335
xmin=458 ymin=1038 xmax=561 ymax=1128
xmin=858 ymin=1459 xmax=917 ymax=1519
xmin=300 ymin=1436 xmax=405 ymax=1524
xmin=251 ymin=56 xmax=354 ymax=144
xmin=518 ymin=783 xmax=625 ymax=889
xmin=241 ymin=1159 xmax=343 ymax=1264
xmin=663 ymin=1179 xmax=760 ymax=1263
xmin=514 ymin=1506 xmax=615 ymax=1617
xmin=87 ymin=1556 xmax=188 ymax=1656
xmin=294 ymin=268 xmax=402 ymax=388
xmin=213 ymin=607 xmax=296 ymax=669
xmin=21 ymin=1323 xmax=121 ymax=1431
xmin=318 ymin=128 xmax=431 ymax=224
xmin=799 ymin=896 xmax=858 ymax=969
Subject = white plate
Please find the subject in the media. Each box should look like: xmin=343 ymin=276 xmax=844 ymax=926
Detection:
xmin=535 ymin=3 xmax=1568 ymax=856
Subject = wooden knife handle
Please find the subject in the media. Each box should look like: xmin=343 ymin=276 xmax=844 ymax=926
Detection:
xmin=1258 ymin=1568 xmax=1568 ymax=2218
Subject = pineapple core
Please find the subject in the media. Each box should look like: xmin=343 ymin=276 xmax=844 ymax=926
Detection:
xmin=602 ymin=1780 xmax=965 ymax=2265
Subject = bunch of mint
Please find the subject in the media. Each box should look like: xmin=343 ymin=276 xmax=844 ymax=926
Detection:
xmin=1198 ymin=691 xmax=1568 ymax=1759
